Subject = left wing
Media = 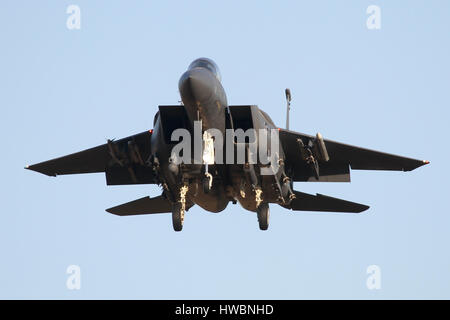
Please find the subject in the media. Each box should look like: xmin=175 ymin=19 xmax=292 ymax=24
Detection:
xmin=26 ymin=131 xmax=156 ymax=185
xmin=106 ymin=195 xmax=194 ymax=216
xmin=279 ymin=129 xmax=429 ymax=182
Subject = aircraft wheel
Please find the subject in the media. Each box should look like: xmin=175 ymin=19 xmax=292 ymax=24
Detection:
xmin=257 ymin=203 xmax=269 ymax=231
xmin=172 ymin=203 xmax=184 ymax=232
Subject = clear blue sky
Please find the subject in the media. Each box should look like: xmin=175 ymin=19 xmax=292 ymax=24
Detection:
xmin=1 ymin=1 xmax=449 ymax=299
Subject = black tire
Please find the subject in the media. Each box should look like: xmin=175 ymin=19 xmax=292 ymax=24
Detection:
xmin=257 ymin=203 xmax=269 ymax=231
xmin=172 ymin=203 xmax=184 ymax=232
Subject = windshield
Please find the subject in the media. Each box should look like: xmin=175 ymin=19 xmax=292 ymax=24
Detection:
xmin=188 ymin=58 xmax=221 ymax=81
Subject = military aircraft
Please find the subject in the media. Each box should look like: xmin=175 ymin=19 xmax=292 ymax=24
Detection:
xmin=26 ymin=58 xmax=429 ymax=231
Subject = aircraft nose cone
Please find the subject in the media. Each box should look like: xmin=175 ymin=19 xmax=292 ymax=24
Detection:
xmin=179 ymin=69 xmax=214 ymax=104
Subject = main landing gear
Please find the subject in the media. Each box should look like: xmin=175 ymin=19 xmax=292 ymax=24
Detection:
xmin=257 ymin=203 xmax=270 ymax=231
xmin=172 ymin=203 xmax=184 ymax=232
xmin=172 ymin=184 xmax=188 ymax=232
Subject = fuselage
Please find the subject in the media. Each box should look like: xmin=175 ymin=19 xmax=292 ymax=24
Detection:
xmin=151 ymin=59 xmax=230 ymax=212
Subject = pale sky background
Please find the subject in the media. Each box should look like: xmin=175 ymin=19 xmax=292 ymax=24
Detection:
xmin=0 ymin=1 xmax=449 ymax=299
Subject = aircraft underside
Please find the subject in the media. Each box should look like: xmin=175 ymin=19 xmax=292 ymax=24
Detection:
xmin=26 ymin=58 xmax=429 ymax=232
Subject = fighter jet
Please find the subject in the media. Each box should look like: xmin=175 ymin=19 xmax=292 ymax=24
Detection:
xmin=26 ymin=58 xmax=429 ymax=231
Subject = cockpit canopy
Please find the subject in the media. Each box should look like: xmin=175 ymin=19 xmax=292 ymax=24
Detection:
xmin=188 ymin=58 xmax=221 ymax=82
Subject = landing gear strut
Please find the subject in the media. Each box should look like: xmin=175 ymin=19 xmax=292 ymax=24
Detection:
xmin=172 ymin=184 xmax=188 ymax=232
xmin=257 ymin=203 xmax=270 ymax=231
xmin=202 ymin=131 xmax=214 ymax=194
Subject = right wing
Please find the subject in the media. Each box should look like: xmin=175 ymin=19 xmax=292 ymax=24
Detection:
xmin=284 ymin=191 xmax=369 ymax=213
xmin=106 ymin=196 xmax=172 ymax=216
xmin=26 ymin=131 xmax=156 ymax=185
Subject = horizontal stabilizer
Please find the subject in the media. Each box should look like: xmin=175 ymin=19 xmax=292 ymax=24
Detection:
xmin=285 ymin=191 xmax=369 ymax=213
xmin=106 ymin=196 xmax=172 ymax=216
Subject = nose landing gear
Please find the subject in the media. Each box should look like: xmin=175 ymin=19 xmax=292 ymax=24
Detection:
xmin=203 ymin=171 xmax=213 ymax=194
xmin=202 ymin=130 xmax=215 ymax=194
